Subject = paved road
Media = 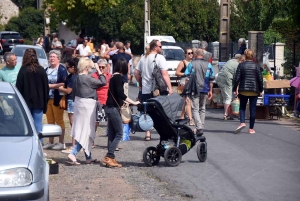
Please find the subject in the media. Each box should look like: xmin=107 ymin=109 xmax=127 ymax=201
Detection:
xmin=128 ymin=84 xmax=300 ymax=201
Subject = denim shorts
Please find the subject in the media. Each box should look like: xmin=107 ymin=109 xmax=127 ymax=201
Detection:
xmin=67 ymin=99 xmax=74 ymax=113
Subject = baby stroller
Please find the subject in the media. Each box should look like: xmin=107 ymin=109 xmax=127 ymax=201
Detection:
xmin=139 ymin=93 xmax=207 ymax=167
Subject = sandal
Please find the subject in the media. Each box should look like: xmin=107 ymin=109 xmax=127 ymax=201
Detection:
xmin=144 ymin=136 xmax=151 ymax=141
xmin=189 ymin=119 xmax=195 ymax=126
xmin=66 ymin=160 xmax=81 ymax=165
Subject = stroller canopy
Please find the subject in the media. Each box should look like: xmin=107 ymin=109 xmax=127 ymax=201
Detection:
xmin=147 ymin=93 xmax=182 ymax=122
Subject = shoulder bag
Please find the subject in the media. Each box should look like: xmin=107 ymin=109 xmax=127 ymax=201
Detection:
xmin=109 ymin=88 xmax=132 ymax=124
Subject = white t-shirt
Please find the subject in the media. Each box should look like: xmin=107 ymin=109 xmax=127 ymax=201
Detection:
xmin=76 ymin=44 xmax=91 ymax=56
xmin=101 ymin=44 xmax=109 ymax=56
xmin=135 ymin=54 xmax=167 ymax=94
xmin=125 ymin=47 xmax=132 ymax=66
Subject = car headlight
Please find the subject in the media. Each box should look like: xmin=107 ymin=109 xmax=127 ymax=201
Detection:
xmin=0 ymin=168 xmax=33 ymax=187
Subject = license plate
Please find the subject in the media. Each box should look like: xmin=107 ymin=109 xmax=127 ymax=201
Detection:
xmin=9 ymin=45 xmax=14 ymax=48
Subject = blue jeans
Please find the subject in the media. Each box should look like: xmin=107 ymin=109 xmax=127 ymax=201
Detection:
xmin=71 ymin=142 xmax=92 ymax=160
xmin=239 ymin=94 xmax=258 ymax=129
xmin=297 ymin=100 xmax=300 ymax=112
xmin=105 ymin=107 xmax=123 ymax=159
xmin=30 ymin=109 xmax=44 ymax=145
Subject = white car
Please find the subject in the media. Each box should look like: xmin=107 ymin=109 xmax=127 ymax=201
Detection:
xmin=162 ymin=46 xmax=185 ymax=83
xmin=11 ymin=45 xmax=49 ymax=69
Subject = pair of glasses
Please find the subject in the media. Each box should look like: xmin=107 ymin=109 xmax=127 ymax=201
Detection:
xmin=157 ymin=46 xmax=162 ymax=48
xmin=99 ymin=66 xmax=106 ymax=69
xmin=187 ymin=52 xmax=194 ymax=55
xmin=66 ymin=66 xmax=72 ymax=69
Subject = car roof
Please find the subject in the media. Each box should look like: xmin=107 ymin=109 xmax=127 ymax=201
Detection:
xmin=13 ymin=45 xmax=43 ymax=49
xmin=0 ymin=82 xmax=15 ymax=94
xmin=0 ymin=31 xmax=20 ymax=34
xmin=162 ymin=46 xmax=183 ymax=50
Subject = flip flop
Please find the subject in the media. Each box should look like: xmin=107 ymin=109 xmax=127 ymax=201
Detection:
xmin=144 ymin=136 xmax=151 ymax=141
xmin=85 ymin=159 xmax=100 ymax=164
xmin=66 ymin=160 xmax=81 ymax=165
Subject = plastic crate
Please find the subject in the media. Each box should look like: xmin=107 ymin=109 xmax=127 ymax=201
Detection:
xmin=264 ymin=94 xmax=290 ymax=106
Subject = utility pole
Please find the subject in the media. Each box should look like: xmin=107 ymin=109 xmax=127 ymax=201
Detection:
xmin=144 ymin=0 xmax=150 ymax=52
xmin=219 ymin=0 xmax=230 ymax=61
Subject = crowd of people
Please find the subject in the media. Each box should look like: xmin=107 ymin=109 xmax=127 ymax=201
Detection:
xmin=0 ymin=36 xmax=263 ymax=167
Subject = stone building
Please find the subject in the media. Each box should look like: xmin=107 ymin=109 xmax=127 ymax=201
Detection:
xmin=0 ymin=0 xmax=19 ymax=25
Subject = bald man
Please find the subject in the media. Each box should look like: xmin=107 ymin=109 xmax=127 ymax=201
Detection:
xmin=104 ymin=42 xmax=131 ymax=96
xmin=184 ymin=48 xmax=215 ymax=136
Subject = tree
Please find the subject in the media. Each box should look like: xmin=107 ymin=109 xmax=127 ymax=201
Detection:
xmin=43 ymin=0 xmax=121 ymax=33
xmin=11 ymin=0 xmax=36 ymax=9
xmin=5 ymin=7 xmax=44 ymax=41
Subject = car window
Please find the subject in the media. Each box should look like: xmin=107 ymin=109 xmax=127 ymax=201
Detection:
xmin=162 ymin=49 xmax=185 ymax=61
xmin=12 ymin=47 xmax=47 ymax=59
xmin=0 ymin=94 xmax=31 ymax=136
xmin=1 ymin=34 xmax=22 ymax=39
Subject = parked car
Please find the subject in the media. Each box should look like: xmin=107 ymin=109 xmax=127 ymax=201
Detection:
xmin=162 ymin=46 xmax=185 ymax=83
xmin=11 ymin=45 xmax=49 ymax=69
xmin=0 ymin=31 xmax=24 ymax=53
xmin=0 ymin=82 xmax=62 ymax=201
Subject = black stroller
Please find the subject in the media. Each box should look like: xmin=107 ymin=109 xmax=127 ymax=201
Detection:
xmin=139 ymin=93 xmax=207 ymax=167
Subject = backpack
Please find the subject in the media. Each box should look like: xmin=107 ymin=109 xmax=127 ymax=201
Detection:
xmin=152 ymin=54 xmax=168 ymax=94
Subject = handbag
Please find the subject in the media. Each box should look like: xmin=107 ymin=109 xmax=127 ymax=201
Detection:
xmin=59 ymin=95 xmax=67 ymax=110
xmin=109 ymin=89 xmax=132 ymax=124
xmin=177 ymin=77 xmax=189 ymax=94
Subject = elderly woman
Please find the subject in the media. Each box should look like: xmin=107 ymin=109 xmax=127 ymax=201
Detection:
xmin=233 ymin=49 xmax=263 ymax=134
xmin=43 ymin=50 xmax=68 ymax=150
xmin=16 ymin=48 xmax=49 ymax=144
xmin=216 ymin=54 xmax=245 ymax=120
xmin=67 ymin=58 xmax=106 ymax=164
xmin=92 ymin=59 xmax=111 ymax=127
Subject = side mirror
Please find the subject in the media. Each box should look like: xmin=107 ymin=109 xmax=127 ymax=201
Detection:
xmin=38 ymin=124 xmax=62 ymax=139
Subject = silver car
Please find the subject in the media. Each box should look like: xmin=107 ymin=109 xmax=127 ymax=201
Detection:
xmin=0 ymin=82 xmax=61 ymax=201
xmin=11 ymin=45 xmax=49 ymax=69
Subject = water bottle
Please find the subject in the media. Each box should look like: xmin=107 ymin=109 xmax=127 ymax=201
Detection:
xmin=136 ymin=82 xmax=139 ymax=87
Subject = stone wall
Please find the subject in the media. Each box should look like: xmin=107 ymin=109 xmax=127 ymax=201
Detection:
xmin=0 ymin=0 xmax=19 ymax=25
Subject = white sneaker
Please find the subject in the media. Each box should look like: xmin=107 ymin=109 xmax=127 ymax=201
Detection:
xmin=52 ymin=142 xmax=66 ymax=150
xmin=43 ymin=143 xmax=54 ymax=149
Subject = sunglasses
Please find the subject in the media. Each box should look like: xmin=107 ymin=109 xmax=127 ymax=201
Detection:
xmin=187 ymin=52 xmax=194 ymax=55
xmin=99 ymin=66 xmax=106 ymax=69
xmin=157 ymin=46 xmax=162 ymax=48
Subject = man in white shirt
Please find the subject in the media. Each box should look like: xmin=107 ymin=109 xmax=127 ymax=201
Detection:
xmin=73 ymin=39 xmax=91 ymax=58
xmin=134 ymin=39 xmax=173 ymax=141
xmin=125 ymin=40 xmax=134 ymax=84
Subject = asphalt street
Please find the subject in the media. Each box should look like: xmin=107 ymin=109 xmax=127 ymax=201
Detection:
xmin=127 ymin=84 xmax=300 ymax=201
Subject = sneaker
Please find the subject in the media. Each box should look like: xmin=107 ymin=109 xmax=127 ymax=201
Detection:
xmin=248 ymin=129 xmax=256 ymax=134
xmin=235 ymin=123 xmax=246 ymax=134
xmin=43 ymin=143 xmax=54 ymax=149
xmin=196 ymin=129 xmax=203 ymax=136
xmin=52 ymin=142 xmax=66 ymax=150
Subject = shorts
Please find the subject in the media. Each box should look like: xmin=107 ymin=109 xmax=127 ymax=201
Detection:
xmin=67 ymin=99 xmax=74 ymax=113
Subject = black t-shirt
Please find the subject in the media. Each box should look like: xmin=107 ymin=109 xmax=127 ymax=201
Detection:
xmin=106 ymin=74 xmax=127 ymax=107
xmin=111 ymin=53 xmax=131 ymax=82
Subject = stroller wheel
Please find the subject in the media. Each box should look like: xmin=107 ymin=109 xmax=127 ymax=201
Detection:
xmin=164 ymin=147 xmax=182 ymax=167
xmin=143 ymin=146 xmax=160 ymax=166
xmin=197 ymin=142 xmax=207 ymax=162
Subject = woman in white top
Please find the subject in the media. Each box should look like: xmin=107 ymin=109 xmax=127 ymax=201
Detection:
xmin=35 ymin=37 xmax=44 ymax=49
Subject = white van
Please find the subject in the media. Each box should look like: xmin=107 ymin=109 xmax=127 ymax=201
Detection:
xmin=146 ymin=36 xmax=185 ymax=83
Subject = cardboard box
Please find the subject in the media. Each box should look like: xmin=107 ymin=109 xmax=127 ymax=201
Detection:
xmin=263 ymin=80 xmax=290 ymax=89
xmin=246 ymin=105 xmax=269 ymax=120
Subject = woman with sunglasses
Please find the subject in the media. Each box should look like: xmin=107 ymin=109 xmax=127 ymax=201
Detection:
xmin=92 ymin=59 xmax=112 ymax=129
xmin=175 ymin=48 xmax=195 ymax=126
xmin=58 ymin=58 xmax=79 ymax=154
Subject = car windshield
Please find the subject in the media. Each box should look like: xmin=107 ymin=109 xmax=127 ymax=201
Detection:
xmin=12 ymin=46 xmax=47 ymax=59
xmin=0 ymin=94 xmax=31 ymax=136
xmin=162 ymin=49 xmax=185 ymax=61
xmin=1 ymin=33 xmax=22 ymax=39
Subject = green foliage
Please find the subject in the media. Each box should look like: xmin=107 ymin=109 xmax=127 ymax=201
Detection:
xmin=264 ymin=29 xmax=284 ymax=45
xmin=5 ymin=7 xmax=44 ymax=40
xmin=11 ymin=0 xmax=36 ymax=9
